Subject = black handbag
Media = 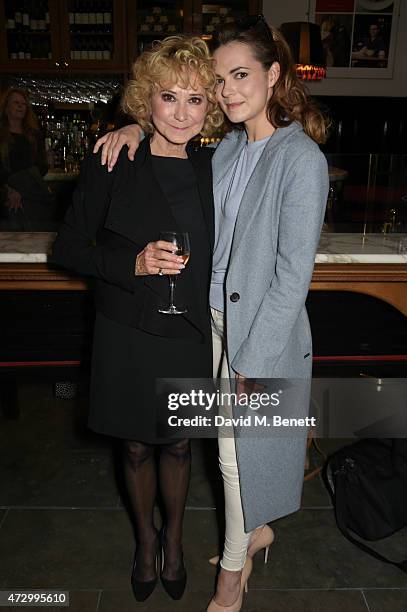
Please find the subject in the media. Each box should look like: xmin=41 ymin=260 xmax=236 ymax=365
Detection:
xmin=323 ymin=438 xmax=407 ymax=573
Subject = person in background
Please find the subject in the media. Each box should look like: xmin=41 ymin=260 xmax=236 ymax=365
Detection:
xmin=320 ymin=17 xmax=351 ymax=67
xmin=94 ymin=16 xmax=329 ymax=612
xmin=0 ymin=88 xmax=50 ymax=230
xmin=352 ymin=22 xmax=386 ymax=66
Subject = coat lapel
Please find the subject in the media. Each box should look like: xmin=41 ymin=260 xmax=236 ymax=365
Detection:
xmin=212 ymin=130 xmax=247 ymax=188
xmin=104 ymin=136 xmax=178 ymax=245
xmin=229 ymin=122 xmax=304 ymax=259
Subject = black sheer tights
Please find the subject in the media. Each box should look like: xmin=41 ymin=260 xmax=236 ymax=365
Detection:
xmin=123 ymin=438 xmax=191 ymax=581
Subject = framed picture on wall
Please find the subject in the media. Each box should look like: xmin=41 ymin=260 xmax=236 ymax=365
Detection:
xmin=311 ymin=0 xmax=400 ymax=77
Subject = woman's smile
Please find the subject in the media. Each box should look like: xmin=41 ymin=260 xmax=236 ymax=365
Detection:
xmin=226 ymin=102 xmax=244 ymax=109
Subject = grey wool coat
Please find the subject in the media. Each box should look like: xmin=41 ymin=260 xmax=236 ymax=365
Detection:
xmin=212 ymin=122 xmax=329 ymax=531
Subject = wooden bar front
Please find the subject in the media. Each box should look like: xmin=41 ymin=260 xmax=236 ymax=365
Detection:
xmin=1 ymin=262 xmax=407 ymax=317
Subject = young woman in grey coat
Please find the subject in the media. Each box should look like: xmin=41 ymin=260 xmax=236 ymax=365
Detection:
xmin=94 ymin=17 xmax=330 ymax=611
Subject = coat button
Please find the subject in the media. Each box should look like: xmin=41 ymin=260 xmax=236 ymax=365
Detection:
xmin=230 ymin=292 xmax=240 ymax=302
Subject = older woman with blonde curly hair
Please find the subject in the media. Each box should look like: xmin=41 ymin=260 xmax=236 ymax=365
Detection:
xmin=52 ymin=36 xmax=223 ymax=603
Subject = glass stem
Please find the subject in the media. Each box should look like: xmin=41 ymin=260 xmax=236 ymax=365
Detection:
xmin=169 ymin=275 xmax=176 ymax=307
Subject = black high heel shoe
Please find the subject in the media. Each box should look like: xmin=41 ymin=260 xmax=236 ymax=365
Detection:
xmin=160 ymin=528 xmax=187 ymax=600
xmin=131 ymin=534 xmax=159 ymax=602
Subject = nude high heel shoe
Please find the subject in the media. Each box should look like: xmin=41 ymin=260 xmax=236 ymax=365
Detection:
xmin=206 ymin=557 xmax=253 ymax=612
xmin=247 ymin=524 xmax=274 ymax=564
xmin=209 ymin=524 xmax=274 ymax=566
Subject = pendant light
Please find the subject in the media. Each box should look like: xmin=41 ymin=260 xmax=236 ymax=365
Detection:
xmin=280 ymin=21 xmax=326 ymax=81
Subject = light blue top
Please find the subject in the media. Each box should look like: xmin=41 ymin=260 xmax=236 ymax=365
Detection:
xmin=209 ymin=135 xmax=271 ymax=312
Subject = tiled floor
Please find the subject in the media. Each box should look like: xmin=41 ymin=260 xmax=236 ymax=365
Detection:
xmin=1 ymin=382 xmax=407 ymax=612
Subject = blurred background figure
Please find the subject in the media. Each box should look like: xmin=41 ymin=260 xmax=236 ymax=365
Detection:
xmin=320 ymin=17 xmax=351 ymax=67
xmin=352 ymin=22 xmax=386 ymax=66
xmin=0 ymin=88 xmax=52 ymax=231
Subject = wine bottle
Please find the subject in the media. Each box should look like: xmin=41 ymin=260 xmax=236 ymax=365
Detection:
xmin=12 ymin=37 xmax=18 ymax=59
xmin=76 ymin=37 xmax=82 ymax=59
xmin=95 ymin=36 xmax=103 ymax=60
xmin=82 ymin=0 xmax=89 ymax=31
xmin=22 ymin=0 xmax=30 ymax=30
xmin=6 ymin=0 xmax=16 ymax=30
xmin=45 ymin=136 xmax=54 ymax=170
xmin=88 ymin=0 xmax=96 ymax=32
xmin=25 ymin=38 xmax=32 ymax=59
xmin=103 ymin=38 xmax=112 ymax=60
xmin=41 ymin=38 xmax=47 ymax=59
xmin=30 ymin=1 xmax=38 ymax=31
xmin=31 ymin=37 xmax=37 ymax=59
xmin=88 ymin=36 xmax=96 ymax=60
xmin=35 ymin=38 xmax=41 ymax=59
xmin=80 ymin=38 xmax=89 ymax=60
xmin=10 ymin=39 xmax=18 ymax=60
xmin=38 ymin=0 xmax=46 ymax=31
xmin=15 ymin=5 xmax=23 ymax=31
xmin=18 ymin=36 xmax=25 ymax=59
xmin=36 ymin=38 xmax=43 ymax=59
xmin=69 ymin=0 xmax=75 ymax=30
xmin=75 ymin=0 xmax=82 ymax=30
xmin=103 ymin=0 xmax=112 ymax=32
xmin=45 ymin=2 xmax=50 ymax=29
xmin=73 ymin=38 xmax=80 ymax=60
xmin=96 ymin=0 xmax=104 ymax=30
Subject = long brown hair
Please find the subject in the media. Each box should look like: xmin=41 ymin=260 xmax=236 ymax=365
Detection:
xmin=210 ymin=16 xmax=330 ymax=144
xmin=0 ymin=88 xmax=40 ymax=167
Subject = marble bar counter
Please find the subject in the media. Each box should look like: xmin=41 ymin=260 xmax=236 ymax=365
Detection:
xmin=44 ymin=172 xmax=79 ymax=182
xmin=311 ymin=233 xmax=407 ymax=317
xmin=0 ymin=232 xmax=406 ymax=264
xmin=0 ymin=232 xmax=56 ymax=263
xmin=316 ymin=233 xmax=407 ymax=263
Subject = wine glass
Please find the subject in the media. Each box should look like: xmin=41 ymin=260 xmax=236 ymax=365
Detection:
xmin=158 ymin=231 xmax=190 ymax=315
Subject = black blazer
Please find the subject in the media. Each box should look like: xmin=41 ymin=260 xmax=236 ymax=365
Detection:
xmin=51 ymin=137 xmax=215 ymax=341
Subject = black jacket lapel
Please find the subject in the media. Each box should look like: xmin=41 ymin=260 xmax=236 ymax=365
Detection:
xmin=142 ymin=142 xmax=208 ymax=335
xmin=187 ymin=144 xmax=215 ymax=253
xmin=103 ymin=137 xmax=212 ymax=338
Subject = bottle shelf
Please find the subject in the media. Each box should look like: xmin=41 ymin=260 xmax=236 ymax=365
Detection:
xmin=69 ymin=31 xmax=114 ymax=36
xmin=7 ymin=31 xmax=51 ymax=35
xmin=1 ymin=1 xmax=261 ymax=73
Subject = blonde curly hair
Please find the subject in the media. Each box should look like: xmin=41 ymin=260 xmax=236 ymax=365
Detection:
xmin=122 ymin=36 xmax=224 ymax=137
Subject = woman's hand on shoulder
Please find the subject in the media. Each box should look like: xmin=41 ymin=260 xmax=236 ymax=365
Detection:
xmin=93 ymin=124 xmax=144 ymax=172
xmin=135 ymin=240 xmax=185 ymax=276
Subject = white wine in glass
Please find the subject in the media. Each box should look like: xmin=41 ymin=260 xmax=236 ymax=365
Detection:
xmin=158 ymin=231 xmax=190 ymax=315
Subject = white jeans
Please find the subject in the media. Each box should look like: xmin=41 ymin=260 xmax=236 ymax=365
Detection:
xmin=211 ymin=307 xmax=252 ymax=571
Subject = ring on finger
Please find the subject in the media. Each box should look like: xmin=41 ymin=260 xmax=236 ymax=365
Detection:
xmin=158 ymin=268 xmax=164 ymax=276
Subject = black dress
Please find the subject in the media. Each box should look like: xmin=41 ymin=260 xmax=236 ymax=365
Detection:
xmin=0 ymin=131 xmax=50 ymax=231
xmin=87 ymin=154 xmax=212 ymax=442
